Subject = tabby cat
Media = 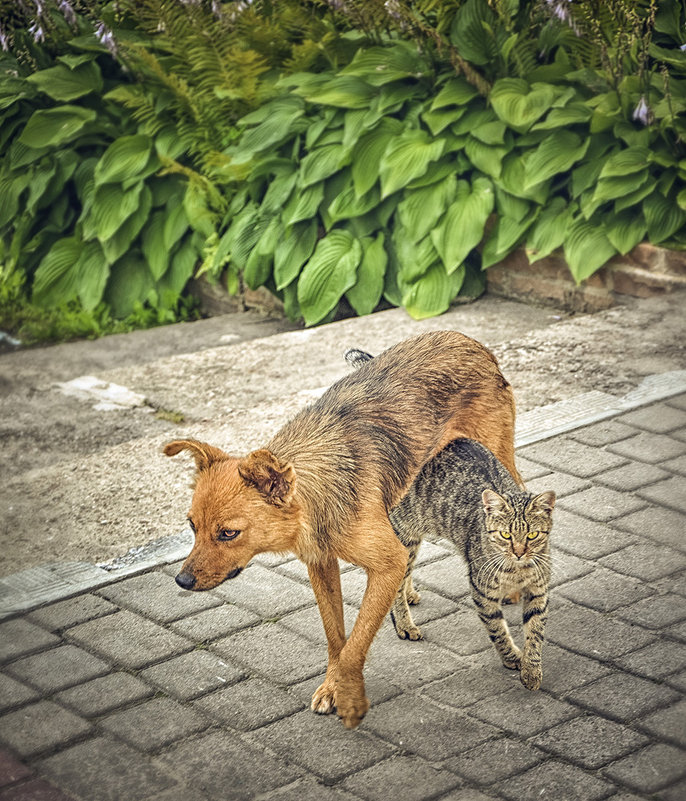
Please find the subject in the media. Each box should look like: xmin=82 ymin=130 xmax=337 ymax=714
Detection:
xmin=345 ymin=349 xmax=556 ymax=690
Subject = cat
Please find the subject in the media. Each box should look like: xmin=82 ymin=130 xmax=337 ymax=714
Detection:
xmin=345 ymin=348 xmax=555 ymax=690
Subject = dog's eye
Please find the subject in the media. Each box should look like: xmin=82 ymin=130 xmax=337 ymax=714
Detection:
xmin=218 ymin=529 xmax=240 ymax=542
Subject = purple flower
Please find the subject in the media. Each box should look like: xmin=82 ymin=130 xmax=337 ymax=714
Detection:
xmin=0 ymin=26 xmax=8 ymax=51
xmin=58 ymin=0 xmax=77 ymax=26
xmin=28 ymin=21 xmax=45 ymax=43
xmin=632 ymin=95 xmax=653 ymax=126
xmin=95 ymin=22 xmax=117 ymax=56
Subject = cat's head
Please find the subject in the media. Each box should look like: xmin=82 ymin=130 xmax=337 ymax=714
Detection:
xmin=482 ymin=489 xmax=555 ymax=562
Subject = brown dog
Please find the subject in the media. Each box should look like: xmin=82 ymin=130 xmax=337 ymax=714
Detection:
xmin=164 ymin=330 xmax=521 ymax=728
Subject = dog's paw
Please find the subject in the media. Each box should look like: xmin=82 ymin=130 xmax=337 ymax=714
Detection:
xmin=311 ymin=682 xmax=336 ymax=715
xmin=396 ymin=623 xmax=423 ymax=641
xmin=520 ymin=663 xmax=542 ymax=691
xmin=335 ymin=678 xmax=369 ymax=729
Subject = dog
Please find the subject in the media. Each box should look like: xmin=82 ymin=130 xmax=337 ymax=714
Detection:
xmin=164 ymin=330 xmax=521 ymax=728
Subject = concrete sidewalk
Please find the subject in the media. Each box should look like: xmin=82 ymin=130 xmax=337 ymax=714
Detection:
xmin=1 ymin=390 xmax=685 ymax=800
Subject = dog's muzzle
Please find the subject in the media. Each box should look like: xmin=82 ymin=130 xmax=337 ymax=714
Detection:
xmin=175 ymin=571 xmax=196 ymax=590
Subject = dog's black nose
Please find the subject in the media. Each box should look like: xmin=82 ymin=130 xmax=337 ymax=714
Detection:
xmin=175 ymin=571 xmax=196 ymax=590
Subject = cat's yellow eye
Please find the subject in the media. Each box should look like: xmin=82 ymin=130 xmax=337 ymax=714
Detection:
xmin=499 ymin=531 xmax=512 ymax=539
xmin=527 ymin=531 xmax=540 ymax=540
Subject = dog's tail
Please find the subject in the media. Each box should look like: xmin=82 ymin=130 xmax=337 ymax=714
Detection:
xmin=344 ymin=348 xmax=374 ymax=369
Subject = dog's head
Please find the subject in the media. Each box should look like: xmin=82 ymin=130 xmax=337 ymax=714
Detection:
xmin=164 ymin=439 xmax=301 ymax=591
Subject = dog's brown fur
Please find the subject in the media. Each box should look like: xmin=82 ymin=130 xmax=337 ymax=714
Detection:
xmin=164 ymin=330 xmax=521 ymax=728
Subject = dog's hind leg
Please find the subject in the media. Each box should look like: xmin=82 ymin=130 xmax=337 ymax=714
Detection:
xmin=336 ymin=516 xmax=408 ymax=728
xmin=308 ymin=556 xmax=346 ymax=716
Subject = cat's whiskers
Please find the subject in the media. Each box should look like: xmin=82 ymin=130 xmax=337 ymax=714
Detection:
xmin=475 ymin=552 xmax=506 ymax=587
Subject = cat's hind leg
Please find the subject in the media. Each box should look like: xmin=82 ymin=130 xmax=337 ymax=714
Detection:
xmin=390 ymin=542 xmax=423 ymax=640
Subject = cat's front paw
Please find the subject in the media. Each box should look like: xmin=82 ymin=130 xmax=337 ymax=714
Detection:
xmin=406 ymin=588 xmax=421 ymax=605
xmin=397 ymin=623 xmax=423 ymax=641
xmin=520 ymin=663 xmax=542 ymax=690
xmin=501 ymin=646 xmax=522 ymax=671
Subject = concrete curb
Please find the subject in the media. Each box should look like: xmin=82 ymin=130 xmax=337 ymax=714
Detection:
xmin=2 ymin=369 xmax=685 ymax=621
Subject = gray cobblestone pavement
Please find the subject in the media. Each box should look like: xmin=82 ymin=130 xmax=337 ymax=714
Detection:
xmin=1 ymin=396 xmax=686 ymax=800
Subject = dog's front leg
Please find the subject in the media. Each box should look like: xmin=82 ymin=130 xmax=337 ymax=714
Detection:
xmin=336 ymin=521 xmax=408 ymax=729
xmin=307 ymin=556 xmax=346 ymax=715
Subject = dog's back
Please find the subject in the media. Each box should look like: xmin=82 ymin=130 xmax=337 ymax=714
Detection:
xmin=268 ymin=330 xmax=519 ymax=544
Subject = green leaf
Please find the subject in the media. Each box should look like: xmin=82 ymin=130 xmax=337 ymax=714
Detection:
xmin=402 ymin=262 xmax=457 ymax=320
xmin=481 ymin=211 xmax=537 ymax=270
xmin=340 ymin=44 xmax=428 ymax=86
xmin=379 ymin=129 xmax=445 ymax=199
xmin=304 ymin=76 xmax=376 ymax=109
xmin=158 ymin=238 xmax=198 ymax=296
xmin=231 ymin=209 xmax=272 ymax=270
xmin=524 ymin=130 xmax=589 ymax=190
xmin=471 ymin=120 xmax=507 ymax=145
xmin=525 ymin=197 xmax=573 ymax=262
xmin=26 ymin=62 xmax=102 ymax=101
xmin=163 ymin=202 xmax=189 ymax=251
xmin=94 ymin=135 xmax=152 ymax=186
xmin=102 ymin=185 xmax=153 ymax=264
xmin=298 ymin=230 xmax=362 ymax=325
xmin=19 ymin=105 xmax=96 ymax=148
xmin=233 ymin=99 xmax=306 ymax=159
xmin=32 ymin=236 xmax=82 ymax=306
xmin=598 ymin=147 xmax=651 ymax=179
xmin=614 ymin=176 xmax=657 ymax=213
xmin=604 ymin=210 xmax=647 ymax=255
xmin=245 ymin=217 xmax=282 ymax=289
xmin=397 ymin=175 xmax=457 ymax=243
xmin=643 ymin=192 xmax=686 ymax=244
xmin=76 ymin=241 xmax=109 ymax=310
xmin=345 ymin=233 xmax=387 ymax=316
xmin=464 ymin=137 xmax=507 ymax=179
xmin=563 ymin=218 xmax=616 ymax=283
xmin=431 ymin=177 xmax=494 ymax=273
xmin=300 ymin=144 xmax=346 ymax=189
xmin=422 ymin=107 xmax=465 ymax=136
xmin=283 ymin=182 xmax=324 ymax=226
xmin=274 ymin=219 xmax=318 ymax=290
xmin=530 ymin=103 xmax=593 ymax=130
xmin=85 ymin=182 xmax=145 ymax=243
xmin=351 ymin=119 xmax=403 ymax=197
xmin=327 ymin=183 xmax=380 ymax=225
xmin=141 ymin=211 xmax=169 ymax=280
xmin=393 ymin=231 xmax=440 ymax=283
xmin=490 ymin=79 xmax=556 ymax=132
xmin=104 ymin=253 xmax=155 ymax=319
xmin=592 ymin=169 xmax=649 ymax=204
xmin=430 ymin=78 xmax=479 ymax=110
xmin=450 ymin=0 xmax=498 ymax=66
xmin=183 ymin=182 xmax=218 ymax=237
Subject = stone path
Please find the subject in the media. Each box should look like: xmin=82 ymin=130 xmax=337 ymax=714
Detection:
xmin=1 ymin=395 xmax=686 ymax=800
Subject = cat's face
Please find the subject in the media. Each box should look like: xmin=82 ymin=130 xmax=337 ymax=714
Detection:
xmin=482 ymin=489 xmax=555 ymax=563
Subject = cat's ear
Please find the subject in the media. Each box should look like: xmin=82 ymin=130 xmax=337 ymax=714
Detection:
xmin=482 ymin=489 xmax=508 ymax=514
xmin=530 ymin=491 xmax=556 ymax=513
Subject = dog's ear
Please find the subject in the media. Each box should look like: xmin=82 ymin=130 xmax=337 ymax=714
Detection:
xmin=163 ymin=439 xmax=230 ymax=472
xmin=238 ymin=449 xmax=296 ymax=506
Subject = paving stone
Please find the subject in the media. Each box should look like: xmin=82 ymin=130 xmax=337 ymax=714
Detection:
xmin=518 ymin=438 xmax=628 ymax=478
xmin=663 ymin=453 xmax=686 ymax=475
xmin=563 ymin=671 xmax=680 ymax=723
xmin=0 ymin=619 xmax=59 ymax=664
xmin=618 ymin=403 xmax=686 ymax=433
xmin=568 ymin=419 xmax=638 ymax=447
xmin=339 ymin=569 xmax=367 ymax=607
xmin=37 ymin=737 xmax=177 ymax=801
xmin=547 ymin=550 xmax=596 ymax=589
xmin=27 ymin=594 xmax=117 ymax=631
xmin=168 ymin=602 xmax=260 ymax=642
xmin=602 ymin=743 xmax=686 ymax=794
xmin=290 ymin=670 xmax=402 ymax=710
xmin=422 ymin=660 xmax=521 ymax=710
xmin=139 ymin=649 xmax=246 ymax=701
xmin=496 ymin=760 xmax=614 ymax=801
xmin=517 ymin=455 xmax=553 ymax=482
xmin=0 ymin=672 xmax=39 ymax=712
xmin=401 ymin=589 xmax=461 ymax=627
xmin=467 ymin=688 xmax=579 ymax=738
xmin=441 ymin=736 xmax=545 ymax=786
xmin=99 ymin=696 xmax=208 ymax=752
xmin=97 ymin=572 xmax=223 ymax=623
xmin=556 ymin=485 xmax=646 ymax=523
xmin=365 ymin=694 xmax=499 ymax=761
xmin=65 ymin=610 xmax=193 ymax=670
xmin=0 ymin=749 xmax=31 ymax=785
xmin=666 ymin=668 xmax=686 ymax=692
xmin=556 ymin=567 xmax=652 ymax=612
xmin=212 ymin=563 xmax=315 ymax=618
xmin=278 ymin=603 xmax=359 ymax=645
xmin=532 ymin=714 xmax=648 ymax=769
xmin=414 ymin=539 xmax=455 ymax=566
xmin=615 ymin=593 xmax=686 ymax=630
xmin=667 ymin=394 xmax=686 ymax=411
xmin=341 ymin=755 xmax=462 ymax=801
xmin=253 ymin=710 xmax=395 ymax=783
xmin=539 ymin=643 xmax=612 ymax=695
xmin=211 ymin=622 xmax=324 ymax=685
xmin=436 ymin=790 xmax=499 ymax=801
xmin=0 ymin=700 xmax=91 ymax=758
xmin=598 ymin=540 xmax=686 ymax=581
xmin=595 ymin=459 xmax=671 ymax=492
xmin=5 ymin=644 xmax=110 ymax=693
xmin=551 ymin=509 xmax=635 ymax=560
xmin=193 ymin=677 xmax=304 ymax=730
xmin=658 ymin=778 xmax=686 ymax=801
xmin=256 ymin=778 xmax=361 ymax=801
xmin=638 ymin=475 xmax=686 ymax=512
xmin=637 ymin=698 xmax=686 ymax=747
xmin=608 ymin=432 xmax=686 ymax=464
xmin=545 ymin=603 xmax=656 ymax=659
xmin=419 ymin=608 xmax=500 ymax=657
xmin=649 ymin=570 xmax=686 ymax=598
xmin=612 ymin=505 xmax=686 ymax=554
xmin=614 ymin=638 xmax=686 ymax=680
xmin=666 ymin=618 xmax=686 ymax=641
xmin=0 ymin=778 xmax=77 ymax=800
xmin=526 ymin=471 xmax=591 ymax=499
xmin=53 ymin=671 xmax=154 ymax=717
xmin=411 ymin=556 xmax=470 ymax=601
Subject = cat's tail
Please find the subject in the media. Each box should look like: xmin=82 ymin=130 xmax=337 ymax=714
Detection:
xmin=344 ymin=348 xmax=374 ymax=369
